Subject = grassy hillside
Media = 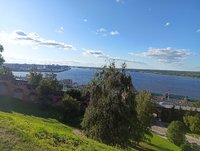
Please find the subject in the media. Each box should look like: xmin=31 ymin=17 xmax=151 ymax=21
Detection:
xmin=0 ymin=111 xmax=121 ymax=151
xmin=0 ymin=97 xmax=181 ymax=151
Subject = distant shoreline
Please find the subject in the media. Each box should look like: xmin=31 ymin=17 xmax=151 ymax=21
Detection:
xmin=136 ymin=70 xmax=200 ymax=79
xmin=71 ymin=66 xmax=200 ymax=79
xmin=11 ymin=69 xmax=70 ymax=73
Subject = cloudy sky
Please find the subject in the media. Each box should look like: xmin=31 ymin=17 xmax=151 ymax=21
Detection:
xmin=0 ymin=0 xmax=200 ymax=71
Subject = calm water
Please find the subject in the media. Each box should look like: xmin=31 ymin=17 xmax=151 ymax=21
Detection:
xmin=13 ymin=68 xmax=200 ymax=99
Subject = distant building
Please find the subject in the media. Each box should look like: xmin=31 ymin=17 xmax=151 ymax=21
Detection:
xmin=59 ymin=79 xmax=78 ymax=91
xmin=153 ymin=92 xmax=200 ymax=112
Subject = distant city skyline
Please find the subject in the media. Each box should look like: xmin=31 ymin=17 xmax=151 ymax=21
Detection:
xmin=0 ymin=0 xmax=200 ymax=71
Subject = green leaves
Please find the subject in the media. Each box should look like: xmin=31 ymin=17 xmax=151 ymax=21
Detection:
xmin=166 ymin=121 xmax=186 ymax=146
xmin=136 ymin=91 xmax=156 ymax=142
xmin=81 ymin=63 xmax=138 ymax=147
xmin=0 ymin=44 xmax=5 ymax=66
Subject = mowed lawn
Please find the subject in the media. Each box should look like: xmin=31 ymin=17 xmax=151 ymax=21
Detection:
xmin=0 ymin=97 xmax=181 ymax=151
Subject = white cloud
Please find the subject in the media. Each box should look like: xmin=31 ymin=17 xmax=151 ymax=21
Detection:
xmin=165 ymin=22 xmax=170 ymax=27
xmin=96 ymin=28 xmax=120 ymax=37
xmin=83 ymin=49 xmax=146 ymax=65
xmin=0 ymin=30 xmax=74 ymax=50
xmin=129 ymin=47 xmax=191 ymax=64
xmin=83 ymin=49 xmax=109 ymax=59
xmin=96 ymin=28 xmax=108 ymax=36
xmin=83 ymin=19 xmax=88 ymax=22
xmin=110 ymin=31 xmax=120 ymax=36
xmin=196 ymin=29 xmax=200 ymax=33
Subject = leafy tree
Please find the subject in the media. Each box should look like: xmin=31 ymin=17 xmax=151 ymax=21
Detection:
xmin=0 ymin=44 xmax=13 ymax=76
xmin=136 ymin=91 xmax=156 ymax=142
xmin=1 ymin=66 xmax=13 ymax=75
xmin=65 ymin=89 xmax=82 ymax=101
xmin=28 ymin=71 xmax=43 ymax=88
xmin=180 ymin=144 xmax=193 ymax=151
xmin=0 ymin=44 xmax=5 ymax=66
xmin=193 ymin=101 xmax=200 ymax=108
xmin=183 ymin=114 xmax=200 ymax=134
xmin=180 ymin=143 xmax=200 ymax=151
xmin=81 ymin=63 xmax=139 ymax=147
xmin=37 ymin=76 xmax=62 ymax=107
xmin=160 ymin=107 xmax=185 ymax=123
xmin=63 ymin=94 xmax=80 ymax=120
xmin=166 ymin=121 xmax=186 ymax=146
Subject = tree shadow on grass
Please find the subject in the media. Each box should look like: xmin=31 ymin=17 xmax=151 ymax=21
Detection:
xmin=0 ymin=96 xmax=82 ymax=129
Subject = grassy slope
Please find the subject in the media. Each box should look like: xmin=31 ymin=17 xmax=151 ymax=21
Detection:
xmin=0 ymin=97 xmax=181 ymax=151
xmin=140 ymin=134 xmax=181 ymax=151
xmin=0 ymin=111 xmax=120 ymax=151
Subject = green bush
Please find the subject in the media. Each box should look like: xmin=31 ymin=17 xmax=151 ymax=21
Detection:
xmin=183 ymin=115 xmax=200 ymax=134
xmin=63 ymin=94 xmax=80 ymax=120
xmin=166 ymin=121 xmax=186 ymax=146
xmin=180 ymin=144 xmax=193 ymax=151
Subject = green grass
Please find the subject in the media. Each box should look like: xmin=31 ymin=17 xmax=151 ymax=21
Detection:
xmin=0 ymin=111 xmax=121 ymax=151
xmin=0 ymin=96 xmax=64 ymax=120
xmin=140 ymin=133 xmax=181 ymax=151
xmin=0 ymin=96 xmax=181 ymax=151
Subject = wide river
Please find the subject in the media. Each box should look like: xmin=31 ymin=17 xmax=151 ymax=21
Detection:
xmin=13 ymin=68 xmax=200 ymax=99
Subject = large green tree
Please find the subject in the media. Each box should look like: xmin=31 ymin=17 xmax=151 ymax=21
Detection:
xmin=166 ymin=121 xmax=186 ymax=146
xmin=81 ymin=63 xmax=139 ymax=147
xmin=136 ymin=91 xmax=156 ymax=142
xmin=0 ymin=44 xmax=5 ymax=66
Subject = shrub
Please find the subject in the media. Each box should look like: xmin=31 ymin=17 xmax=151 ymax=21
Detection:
xmin=63 ymin=94 xmax=80 ymax=120
xmin=166 ymin=121 xmax=186 ymax=146
xmin=183 ymin=114 xmax=200 ymax=134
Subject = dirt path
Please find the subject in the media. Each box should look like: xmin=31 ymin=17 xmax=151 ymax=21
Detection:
xmin=151 ymin=125 xmax=200 ymax=145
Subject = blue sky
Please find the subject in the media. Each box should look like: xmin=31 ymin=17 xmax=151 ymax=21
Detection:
xmin=0 ymin=0 xmax=200 ymax=71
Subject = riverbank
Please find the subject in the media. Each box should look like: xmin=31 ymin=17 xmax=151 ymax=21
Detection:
xmin=134 ymin=69 xmax=200 ymax=79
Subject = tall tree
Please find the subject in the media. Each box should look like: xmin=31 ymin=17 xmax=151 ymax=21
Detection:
xmin=81 ymin=63 xmax=139 ymax=147
xmin=0 ymin=44 xmax=5 ymax=66
xmin=136 ymin=91 xmax=156 ymax=142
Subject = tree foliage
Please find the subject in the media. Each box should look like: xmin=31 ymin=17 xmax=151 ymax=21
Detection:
xmin=63 ymin=94 xmax=80 ymax=120
xmin=160 ymin=107 xmax=185 ymax=123
xmin=0 ymin=66 xmax=13 ymax=76
xmin=136 ymin=91 xmax=156 ymax=142
xmin=166 ymin=121 xmax=186 ymax=146
xmin=65 ymin=89 xmax=82 ymax=101
xmin=0 ymin=44 xmax=13 ymax=76
xmin=81 ymin=63 xmax=139 ymax=147
xmin=180 ymin=143 xmax=200 ymax=151
xmin=37 ymin=76 xmax=62 ymax=107
xmin=28 ymin=71 xmax=43 ymax=88
xmin=193 ymin=101 xmax=200 ymax=108
xmin=183 ymin=114 xmax=200 ymax=134
xmin=0 ymin=44 xmax=5 ymax=66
